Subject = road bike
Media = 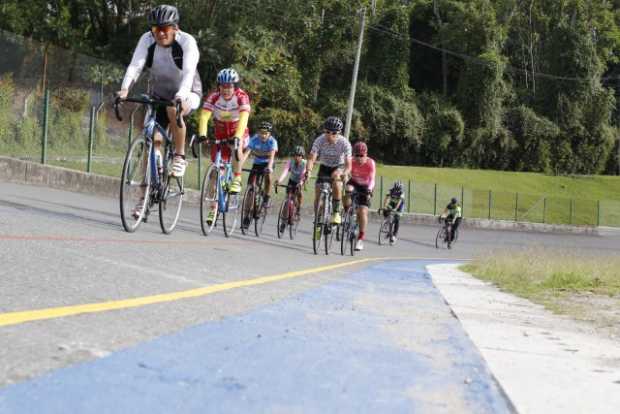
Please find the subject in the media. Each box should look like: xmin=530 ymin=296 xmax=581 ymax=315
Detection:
xmin=240 ymin=167 xmax=269 ymax=237
xmin=312 ymin=178 xmax=340 ymax=255
xmin=378 ymin=208 xmax=397 ymax=246
xmin=190 ymin=135 xmax=240 ymax=237
xmin=275 ymin=182 xmax=304 ymax=240
xmin=115 ymin=95 xmax=184 ymax=234
xmin=340 ymin=189 xmax=361 ymax=256
xmin=436 ymin=216 xmax=459 ymax=249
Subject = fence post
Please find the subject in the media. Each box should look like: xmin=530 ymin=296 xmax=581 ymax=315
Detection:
xmin=543 ymin=197 xmax=547 ymax=224
xmin=407 ymin=179 xmax=411 ymax=213
xmin=569 ymin=199 xmax=573 ymax=225
xmin=461 ymin=185 xmax=465 ymax=216
xmin=41 ymin=89 xmax=50 ymax=164
xmin=433 ymin=183 xmax=437 ymax=215
xmin=488 ymin=190 xmax=492 ymax=220
xmin=87 ymin=106 xmax=96 ymax=173
xmin=515 ymin=192 xmax=519 ymax=222
xmin=379 ymin=176 xmax=384 ymax=204
xmin=597 ymin=200 xmax=600 ymax=226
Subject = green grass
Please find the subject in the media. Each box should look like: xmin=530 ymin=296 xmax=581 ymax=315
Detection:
xmin=4 ymin=141 xmax=620 ymax=226
xmin=461 ymin=249 xmax=620 ymax=318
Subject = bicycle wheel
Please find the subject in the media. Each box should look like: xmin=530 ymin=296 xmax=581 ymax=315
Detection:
xmin=240 ymin=186 xmax=254 ymax=235
xmin=159 ymin=146 xmax=184 ymax=234
xmin=378 ymin=218 xmax=391 ymax=245
xmin=277 ymin=199 xmax=287 ymax=239
xmin=435 ymin=227 xmax=447 ymax=249
xmin=120 ymin=136 xmax=151 ymax=233
xmin=324 ymin=208 xmax=335 ymax=255
xmin=255 ymin=199 xmax=267 ymax=237
xmin=340 ymin=209 xmax=351 ymax=255
xmin=289 ymin=199 xmax=299 ymax=240
xmin=349 ymin=222 xmax=358 ymax=256
xmin=200 ymin=165 xmax=219 ymax=236
xmin=312 ymin=194 xmax=326 ymax=255
xmin=222 ymin=190 xmax=239 ymax=237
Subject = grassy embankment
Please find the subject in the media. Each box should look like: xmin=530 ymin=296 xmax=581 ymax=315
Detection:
xmin=462 ymin=250 xmax=620 ymax=320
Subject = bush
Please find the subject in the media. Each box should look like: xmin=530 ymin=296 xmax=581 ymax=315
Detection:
xmin=0 ymin=73 xmax=16 ymax=147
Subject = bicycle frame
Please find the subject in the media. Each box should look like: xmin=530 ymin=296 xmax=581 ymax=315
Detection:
xmin=211 ymin=142 xmax=234 ymax=213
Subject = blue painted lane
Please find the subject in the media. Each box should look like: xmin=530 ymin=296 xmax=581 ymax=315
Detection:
xmin=0 ymin=261 xmax=513 ymax=413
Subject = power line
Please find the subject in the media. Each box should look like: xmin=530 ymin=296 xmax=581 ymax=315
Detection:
xmin=367 ymin=24 xmax=616 ymax=83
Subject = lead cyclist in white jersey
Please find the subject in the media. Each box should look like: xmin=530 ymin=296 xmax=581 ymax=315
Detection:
xmin=117 ymin=4 xmax=202 ymax=178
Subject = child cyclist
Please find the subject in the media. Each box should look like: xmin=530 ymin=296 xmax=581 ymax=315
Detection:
xmin=381 ymin=181 xmax=406 ymax=244
xmin=276 ymin=145 xmax=307 ymax=231
xmin=243 ymin=121 xmax=278 ymax=219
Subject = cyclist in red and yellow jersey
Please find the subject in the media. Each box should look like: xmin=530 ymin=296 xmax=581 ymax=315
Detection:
xmin=198 ymin=68 xmax=251 ymax=225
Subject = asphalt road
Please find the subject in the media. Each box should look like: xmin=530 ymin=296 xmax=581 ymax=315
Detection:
xmin=0 ymin=181 xmax=617 ymax=412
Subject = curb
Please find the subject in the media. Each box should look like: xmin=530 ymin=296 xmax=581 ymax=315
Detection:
xmin=1 ymin=156 xmax=614 ymax=236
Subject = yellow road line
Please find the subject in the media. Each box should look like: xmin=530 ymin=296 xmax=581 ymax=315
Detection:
xmin=0 ymin=258 xmax=385 ymax=328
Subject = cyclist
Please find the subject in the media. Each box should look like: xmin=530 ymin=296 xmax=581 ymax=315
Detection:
xmin=276 ymin=145 xmax=307 ymax=232
xmin=241 ymin=121 xmax=278 ymax=227
xmin=117 ymin=4 xmax=202 ymax=179
xmin=198 ymin=68 xmax=252 ymax=225
xmin=345 ymin=141 xmax=375 ymax=251
xmin=441 ymin=197 xmax=462 ymax=242
xmin=381 ymin=181 xmax=406 ymax=244
xmin=305 ymin=116 xmax=352 ymax=226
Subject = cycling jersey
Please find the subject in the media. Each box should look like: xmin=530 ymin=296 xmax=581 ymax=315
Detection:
xmin=310 ymin=134 xmax=352 ymax=168
xmin=121 ymin=30 xmax=202 ymax=103
xmin=248 ymin=135 xmax=278 ymax=164
xmin=350 ymin=157 xmax=376 ymax=191
xmin=446 ymin=203 xmax=462 ymax=219
xmin=279 ymin=159 xmax=306 ymax=183
xmin=201 ymin=89 xmax=251 ymax=140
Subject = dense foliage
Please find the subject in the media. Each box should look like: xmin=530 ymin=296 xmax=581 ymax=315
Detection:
xmin=1 ymin=0 xmax=620 ymax=174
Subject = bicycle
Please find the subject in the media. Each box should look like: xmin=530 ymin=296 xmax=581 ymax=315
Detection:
xmin=115 ymin=95 xmax=184 ymax=234
xmin=190 ymin=135 xmax=240 ymax=237
xmin=312 ymin=177 xmax=340 ymax=255
xmin=378 ymin=208 xmax=397 ymax=246
xmin=341 ymin=189 xmax=360 ymax=256
xmin=435 ymin=216 xmax=459 ymax=249
xmin=240 ymin=167 xmax=269 ymax=237
xmin=275 ymin=182 xmax=304 ymax=240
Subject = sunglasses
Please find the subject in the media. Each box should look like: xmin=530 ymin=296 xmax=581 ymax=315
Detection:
xmin=151 ymin=25 xmax=175 ymax=34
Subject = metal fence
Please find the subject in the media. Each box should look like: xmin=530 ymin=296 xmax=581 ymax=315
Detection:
xmin=1 ymin=30 xmax=619 ymax=227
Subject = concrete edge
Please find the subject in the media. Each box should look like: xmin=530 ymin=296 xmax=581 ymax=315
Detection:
xmin=1 ymin=155 xmax=616 ymax=236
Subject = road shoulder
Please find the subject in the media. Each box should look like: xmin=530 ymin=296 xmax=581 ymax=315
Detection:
xmin=428 ymin=263 xmax=620 ymax=414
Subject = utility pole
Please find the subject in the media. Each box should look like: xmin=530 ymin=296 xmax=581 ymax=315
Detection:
xmin=344 ymin=8 xmax=366 ymax=140
xmin=617 ymin=76 xmax=620 ymax=175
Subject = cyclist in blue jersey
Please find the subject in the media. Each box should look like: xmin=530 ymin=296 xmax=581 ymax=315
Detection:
xmin=244 ymin=121 xmax=278 ymax=208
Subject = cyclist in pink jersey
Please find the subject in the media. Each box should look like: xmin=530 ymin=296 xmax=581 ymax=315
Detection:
xmin=345 ymin=141 xmax=376 ymax=251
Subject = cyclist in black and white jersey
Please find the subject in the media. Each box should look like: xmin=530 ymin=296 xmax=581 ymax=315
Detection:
xmin=305 ymin=116 xmax=352 ymax=225
xmin=117 ymin=4 xmax=202 ymax=178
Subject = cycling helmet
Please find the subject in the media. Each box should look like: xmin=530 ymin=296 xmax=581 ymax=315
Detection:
xmin=324 ymin=116 xmax=343 ymax=133
xmin=258 ymin=121 xmax=273 ymax=132
xmin=293 ymin=146 xmax=305 ymax=157
xmin=148 ymin=5 xmax=180 ymax=26
xmin=391 ymin=181 xmax=403 ymax=194
xmin=217 ymin=68 xmax=240 ymax=85
xmin=353 ymin=141 xmax=368 ymax=156
xmin=451 ymin=197 xmax=458 ymax=204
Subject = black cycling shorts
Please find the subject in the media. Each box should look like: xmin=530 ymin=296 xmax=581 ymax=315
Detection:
xmin=347 ymin=181 xmax=371 ymax=207
xmin=316 ymin=164 xmax=343 ymax=185
xmin=287 ymin=179 xmax=300 ymax=194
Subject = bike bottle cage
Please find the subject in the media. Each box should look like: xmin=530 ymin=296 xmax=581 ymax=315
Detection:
xmin=146 ymin=41 xmax=183 ymax=70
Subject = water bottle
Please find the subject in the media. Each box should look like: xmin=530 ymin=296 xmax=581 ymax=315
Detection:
xmin=155 ymin=150 xmax=163 ymax=175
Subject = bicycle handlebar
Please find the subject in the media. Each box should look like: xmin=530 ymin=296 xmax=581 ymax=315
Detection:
xmin=114 ymin=95 xmax=183 ymax=128
xmin=189 ymin=135 xmax=239 ymax=159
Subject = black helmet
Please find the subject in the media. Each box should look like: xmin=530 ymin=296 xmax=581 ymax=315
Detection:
xmin=391 ymin=181 xmax=403 ymax=194
xmin=324 ymin=116 xmax=343 ymax=133
xmin=293 ymin=146 xmax=305 ymax=156
xmin=259 ymin=121 xmax=273 ymax=132
xmin=148 ymin=5 xmax=180 ymax=26
xmin=451 ymin=197 xmax=458 ymax=204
